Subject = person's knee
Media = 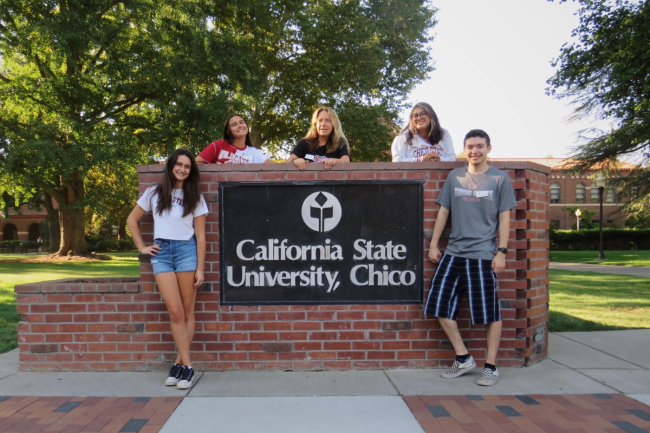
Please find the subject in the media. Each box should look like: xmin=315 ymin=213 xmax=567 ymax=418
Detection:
xmin=168 ymin=305 xmax=185 ymax=323
xmin=183 ymin=308 xmax=195 ymax=323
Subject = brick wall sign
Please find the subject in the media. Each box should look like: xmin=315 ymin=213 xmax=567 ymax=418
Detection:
xmin=15 ymin=161 xmax=551 ymax=372
xmin=220 ymin=181 xmax=423 ymax=305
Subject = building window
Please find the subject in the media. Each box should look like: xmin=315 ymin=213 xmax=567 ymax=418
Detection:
xmin=631 ymin=186 xmax=638 ymax=201
xmin=606 ymin=185 xmax=616 ymax=203
xmin=591 ymin=184 xmax=599 ymax=203
xmin=550 ymin=220 xmax=560 ymax=229
xmin=550 ymin=182 xmax=561 ymax=203
xmin=575 ymin=183 xmax=585 ymax=203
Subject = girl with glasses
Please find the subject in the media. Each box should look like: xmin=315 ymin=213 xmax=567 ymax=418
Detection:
xmin=391 ymin=102 xmax=456 ymax=162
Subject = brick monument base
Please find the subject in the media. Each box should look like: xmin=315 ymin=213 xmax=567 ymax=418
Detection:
xmin=15 ymin=161 xmax=550 ymax=371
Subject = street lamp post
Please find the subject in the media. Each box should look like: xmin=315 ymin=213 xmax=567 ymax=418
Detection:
xmin=594 ymin=174 xmax=607 ymax=260
xmin=575 ymin=209 xmax=581 ymax=231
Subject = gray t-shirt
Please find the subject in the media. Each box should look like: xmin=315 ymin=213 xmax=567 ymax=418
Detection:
xmin=436 ymin=166 xmax=517 ymax=260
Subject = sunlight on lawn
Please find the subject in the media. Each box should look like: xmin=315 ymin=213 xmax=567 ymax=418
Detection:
xmin=549 ymin=269 xmax=650 ymax=331
xmin=0 ymin=254 xmax=140 ymax=353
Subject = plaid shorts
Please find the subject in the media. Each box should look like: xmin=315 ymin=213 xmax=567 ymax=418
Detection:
xmin=424 ymin=254 xmax=501 ymax=325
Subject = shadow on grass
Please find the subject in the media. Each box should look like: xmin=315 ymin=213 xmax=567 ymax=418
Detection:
xmin=549 ymin=311 xmax=631 ymax=333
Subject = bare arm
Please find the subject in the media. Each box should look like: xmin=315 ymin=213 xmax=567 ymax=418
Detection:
xmin=492 ymin=210 xmax=511 ymax=274
xmin=195 ymin=156 xmax=208 ymax=164
xmin=193 ymin=214 xmax=207 ymax=288
xmin=287 ymin=153 xmax=306 ymax=170
xmin=428 ymin=206 xmax=450 ymax=263
xmin=126 ymin=205 xmax=160 ymax=256
xmin=324 ymin=154 xmax=350 ymax=169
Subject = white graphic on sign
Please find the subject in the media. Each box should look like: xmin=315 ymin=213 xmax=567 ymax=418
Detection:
xmin=301 ymin=192 xmax=342 ymax=232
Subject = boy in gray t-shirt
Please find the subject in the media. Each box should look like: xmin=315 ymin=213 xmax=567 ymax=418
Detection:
xmin=425 ymin=129 xmax=516 ymax=386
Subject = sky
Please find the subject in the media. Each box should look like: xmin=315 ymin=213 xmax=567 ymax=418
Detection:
xmin=402 ymin=0 xmax=601 ymax=159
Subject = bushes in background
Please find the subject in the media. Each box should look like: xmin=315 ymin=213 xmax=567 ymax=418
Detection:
xmin=0 ymin=240 xmax=43 ymax=253
xmin=551 ymin=228 xmax=650 ymax=250
xmin=86 ymin=237 xmax=135 ymax=253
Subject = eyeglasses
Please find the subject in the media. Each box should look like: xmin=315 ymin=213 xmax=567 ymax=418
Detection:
xmin=412 ymin=111 xmax=428 ymax=120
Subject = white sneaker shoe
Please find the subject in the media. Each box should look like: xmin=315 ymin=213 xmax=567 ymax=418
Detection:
xmin=440 ymin=355 xmax=476 ymax=379
xmin=176 ymin=366 xmax=195 ymax=390
xmin=477 ymin=367 xmax=499 ymax=386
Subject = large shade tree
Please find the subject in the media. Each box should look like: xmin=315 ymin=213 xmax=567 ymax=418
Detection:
xmin=547 ymin=0 xmax=650 ymax=223
xmin=1 ymin=0 xmax=437 ymax=255
xmin=0 ymin=0 xmax=254 ymax=254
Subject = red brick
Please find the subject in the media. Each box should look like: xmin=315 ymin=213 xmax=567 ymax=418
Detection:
xmin=31 ymin=344 xmax=58 ymax=353
xmin=45 ymin=314 xmax=72 ymax=323
xmin=45 ymin=334 xmax=73 ymax=343
xmin=249 ymin=332 xmax=279 ymax=341
xmin=367 ymin=351 xmax=395 ymax=360
xmin=31 ymin=324 xmax=58 ymax=333
xmin=294 ymin=342 xmax=321 ymax=351
xmin=30 ymin=304 xmax=58 ymax=313
xmin=294 ymin=322 xmax=321 ymax=330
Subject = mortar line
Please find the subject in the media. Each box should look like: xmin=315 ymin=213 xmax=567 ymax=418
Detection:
xmin=546 ymin=355 xmax=624 ymax=394
xmin=382 ymin=370 xmax=402 ymax=396
xmin=184 ymin=371 xmax=204 ymax=397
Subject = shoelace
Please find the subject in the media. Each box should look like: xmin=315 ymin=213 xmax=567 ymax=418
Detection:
xmin=169 ymin=364 xmax=182 ymax=378
xmin=180 ymin=367 xmax=194 ymax=382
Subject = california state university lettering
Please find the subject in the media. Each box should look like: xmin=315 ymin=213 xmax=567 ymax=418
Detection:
xmin=219 ymin=182 xmax=423 ymax=304
xmin=227 ymin=238 xmax=416 ymax=293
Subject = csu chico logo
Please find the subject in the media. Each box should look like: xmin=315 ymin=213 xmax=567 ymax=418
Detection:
xmin=301 ymin=192 xmax=342 ymax=232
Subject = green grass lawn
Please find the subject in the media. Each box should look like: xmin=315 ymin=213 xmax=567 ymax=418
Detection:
xmin=0 ymin=253 xmax=140 ymax=353
xmin=549 ymin=269 xmax=650 ymax=332
xmin=550 ymin=250 xmax=650 ymax=267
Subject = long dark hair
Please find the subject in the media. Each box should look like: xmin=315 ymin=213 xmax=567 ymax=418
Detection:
xmin=401 ymin=102 xmax=444 ymax=146
xmin=154 ymin=148 xmax=201 ymax=217
xmin=223 ymin=114 xmax=255 ymax=148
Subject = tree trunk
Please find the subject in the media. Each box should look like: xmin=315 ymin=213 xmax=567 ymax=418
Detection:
xmin=249 ymin=103 xmax=264 ymax=148
xmin=42 ymin=192 xmax=60 ymax=253
xmin=117 ymin=218 xmax=127 ymax=240
xmin=57 ymin=178 xmax=87 ymax=255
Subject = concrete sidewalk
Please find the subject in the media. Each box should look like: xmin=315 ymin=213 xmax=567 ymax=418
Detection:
xmin=550 ymin=261 xmax=650 ymax=277
xmin=0 ymin=330 xmax=648 ymax=432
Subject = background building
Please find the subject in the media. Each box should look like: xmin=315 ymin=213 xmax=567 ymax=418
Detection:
xmin=492 ymin=158 xmax=637 ymax=230
xmin=0 ymin=204 xmax=46 ymax=241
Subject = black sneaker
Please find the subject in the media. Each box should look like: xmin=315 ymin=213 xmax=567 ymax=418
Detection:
xmin=176 ymin=366 xmax=195 ymax=389
xmin=165 ymin=363 xmax=183 ymax=386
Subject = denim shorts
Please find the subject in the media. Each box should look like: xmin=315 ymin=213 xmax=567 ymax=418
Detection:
xmin=151 ymin=237 xmax=198 ymax=275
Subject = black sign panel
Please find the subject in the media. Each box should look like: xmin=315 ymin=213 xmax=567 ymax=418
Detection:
xmin=219 ymin=181 xmax=423 ymax=305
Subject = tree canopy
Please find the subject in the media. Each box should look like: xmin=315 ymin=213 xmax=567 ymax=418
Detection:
xmin=208 ymin=0 xmax=435 ymax=159
xmin=0 ymin=0 xmax=436 ymax=254
xmin=547 ymin=0 xmax=650 ymax=222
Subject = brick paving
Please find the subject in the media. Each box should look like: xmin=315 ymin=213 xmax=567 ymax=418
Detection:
xmin=0 ymin=396 xmax=181 ymax=433
xmin=404 ymin=394 xmax=650 ymax=433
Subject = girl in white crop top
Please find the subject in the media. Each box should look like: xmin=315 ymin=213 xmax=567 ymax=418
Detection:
xmin=127 ymin=148 xmax=208 ymax=390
